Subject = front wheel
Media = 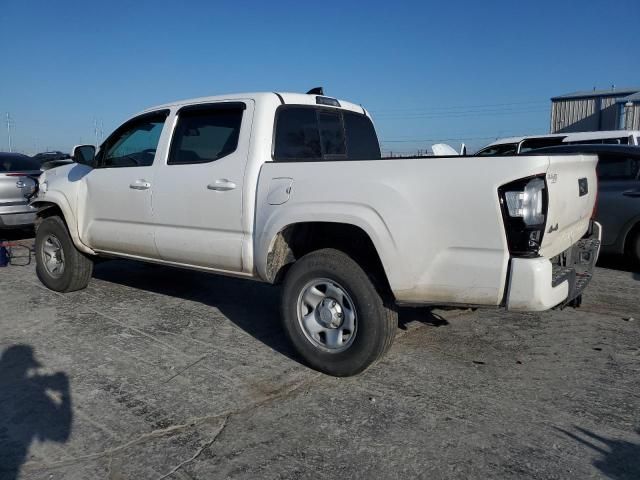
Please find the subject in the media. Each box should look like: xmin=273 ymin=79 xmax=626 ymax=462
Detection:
xmin=35 ymin=216 xmax=93 ymax=292
xmin=281 ymin=248 xmax=397 ymax=376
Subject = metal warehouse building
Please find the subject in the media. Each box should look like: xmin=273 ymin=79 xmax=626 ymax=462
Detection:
xmin=550 ymin=87 xmax=640 ymax=133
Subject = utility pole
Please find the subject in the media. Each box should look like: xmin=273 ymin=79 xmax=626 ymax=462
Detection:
xmin=6 ymin=113 xmax=13 ymax=152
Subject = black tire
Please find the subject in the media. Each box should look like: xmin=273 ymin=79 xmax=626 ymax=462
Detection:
xmin=281 ymin=248 xmax=397 ymax=377
xmin=628 ymin=230 xmax=640 ymax=266
xmin=35 ymin=216 xmax=93 ymax=292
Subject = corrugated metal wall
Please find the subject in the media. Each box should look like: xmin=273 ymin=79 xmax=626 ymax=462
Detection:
xmin=625 ymin=104 xmax=640 ymax=130
xmin=551 ymin=98 xmax=597 ymax=132
xmin=600 ymin=97 xmax=619 ymax=130
xmin=551 ymin=95 xmax=624 ymax=133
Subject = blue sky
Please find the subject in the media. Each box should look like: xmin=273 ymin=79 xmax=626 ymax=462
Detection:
xmin=1 ymin=0 xmax=638 ymax=154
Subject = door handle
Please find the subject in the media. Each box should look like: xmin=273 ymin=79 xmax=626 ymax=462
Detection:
xmin=207 ymin=179 xmax=237 ymax=191
xmin=129 ymin=180 xmax=151 ymax=190
xmin=622 ymin=190 xmax=640 ymax=198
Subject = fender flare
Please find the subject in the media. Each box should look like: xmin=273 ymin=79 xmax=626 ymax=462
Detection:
xmin=31 ymin=196 xmax=96 ymax=255
xmin=254 ymin=202 xmax=401 ymax=287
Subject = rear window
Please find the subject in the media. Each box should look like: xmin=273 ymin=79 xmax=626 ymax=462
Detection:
xmin=274 ymin=107 xmax=380 ymax=161
xmin=0 ymin=154 xmax=41 ymax=172
xmin=597 ymin=154 xmax=640 ymax=181
xmin=169 ymin=104 xmax=244 ymax=165
xmin=318 ymin=111 xmax=346 ymax=158
xmin=344 ymin=111 xmax=381 ymax=160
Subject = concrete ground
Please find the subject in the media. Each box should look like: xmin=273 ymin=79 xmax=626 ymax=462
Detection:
xmin=1 ymin=234 xmax=639 ymax=479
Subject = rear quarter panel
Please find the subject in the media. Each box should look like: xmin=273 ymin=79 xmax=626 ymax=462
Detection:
xmin=255 ymin=155 xmax=553 ymax=306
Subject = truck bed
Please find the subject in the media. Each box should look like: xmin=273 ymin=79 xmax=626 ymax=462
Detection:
xmin=255 ymin=153 xmax=598 ymax=306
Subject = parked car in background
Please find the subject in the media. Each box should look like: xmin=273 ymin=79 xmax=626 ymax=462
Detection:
xmin=33 ymin=151 xmax=71 ymax=164
xmin=531 ymin=144 xmax=640 ymax=264
xmin=0 ymin=152 xmax=41 ymax=229
xmin=33 ymin=151 xmax=74 ymax=171
xmin=476 ymin=130 xmax=640 ymax=156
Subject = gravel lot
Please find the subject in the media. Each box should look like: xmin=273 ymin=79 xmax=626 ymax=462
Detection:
xmin=1 ymin=234 xmax=639 ymax=479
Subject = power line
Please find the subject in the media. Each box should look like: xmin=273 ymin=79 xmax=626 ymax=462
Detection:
xmin=374 ymin=108 xmax=549 ymax=120
xmin=6 ymin=113 xmax=13 ymax=153
xmin=370 ymin=100 xmax=547 ymax=114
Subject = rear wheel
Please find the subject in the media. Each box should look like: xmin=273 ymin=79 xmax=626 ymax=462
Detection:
xmin=281 ymin=248 xmax=397 ymax=377
xmin=629 ymin=230 xmax=640 ymax=266
xmin=35 ymin=216 xmax=93 ymax=292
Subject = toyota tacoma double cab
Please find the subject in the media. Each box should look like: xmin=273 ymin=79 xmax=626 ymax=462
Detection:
xmin=31 ymin=89 xmax=601 ymax=376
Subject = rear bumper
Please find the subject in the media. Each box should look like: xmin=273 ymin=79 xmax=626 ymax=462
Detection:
xmin=506 ymin=222 xmax=601 ymax=311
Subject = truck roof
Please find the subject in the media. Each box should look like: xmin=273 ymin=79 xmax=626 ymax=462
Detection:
xmin=138 ymin=92 xmax=367 ymax=117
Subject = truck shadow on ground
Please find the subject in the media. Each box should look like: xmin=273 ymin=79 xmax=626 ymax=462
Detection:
xmin=597 ymin=254 xmax=640 ymax=279
xmin=0 ymin=345 xmax=73 ymax=480
xmin=555 ymin=426 xmax=640 ymax=480
xmin=91 ymin=260 xmax=449 ymax=366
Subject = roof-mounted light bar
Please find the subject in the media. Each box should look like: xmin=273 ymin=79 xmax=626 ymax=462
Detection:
xmin=304 ymin=87 xmax=341 ymax=107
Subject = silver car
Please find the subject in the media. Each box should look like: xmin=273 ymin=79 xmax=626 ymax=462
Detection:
xmin=0 ymin=152 xmax=41 ymax=229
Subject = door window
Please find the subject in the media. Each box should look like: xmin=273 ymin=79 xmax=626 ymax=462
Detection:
xmin=597 ymin=155 xmax=640 ymax=181
xmin=168 ymin=104 xmax=245 ymax=165
xmin=100 ymin=111 xmax=168 ymax=168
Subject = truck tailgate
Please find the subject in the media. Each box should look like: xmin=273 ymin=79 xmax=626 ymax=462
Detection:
xmin=538 ymin=153 xmax=598 ymax=258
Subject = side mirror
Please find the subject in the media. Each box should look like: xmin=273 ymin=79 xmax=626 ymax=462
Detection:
xmin=72 ymin=144 xmax=96 ymax=167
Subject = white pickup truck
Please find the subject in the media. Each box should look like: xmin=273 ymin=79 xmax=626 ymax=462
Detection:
xmin=31 ymin=89 xmax=601 ymax=376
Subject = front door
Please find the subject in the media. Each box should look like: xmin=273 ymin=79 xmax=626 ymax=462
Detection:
xmin=79 ymin=110 xmax=169 ymax=257
xmin=596 ymin=152 xmax=640 ymax=247
xmin=152 ymin=101 xmax=252 ymax=272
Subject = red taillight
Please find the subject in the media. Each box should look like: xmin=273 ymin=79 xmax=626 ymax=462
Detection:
xmin=5 ymin=172 xmax=40 ymax=177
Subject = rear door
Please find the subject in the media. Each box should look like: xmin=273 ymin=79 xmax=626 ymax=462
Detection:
xmin=79 ymin=110 xmax=169 ymax=257
xmin=595 ymin=153 xmax=640 ymax=247
xmin=151 ymin=101 xmax=253 ymax=272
